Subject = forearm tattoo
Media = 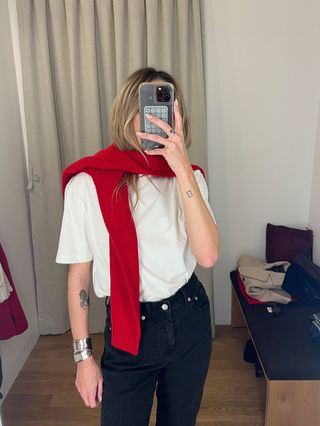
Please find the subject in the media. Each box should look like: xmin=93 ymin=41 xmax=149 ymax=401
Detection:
xmin=79 ymin=289 xmax=90 ymax=310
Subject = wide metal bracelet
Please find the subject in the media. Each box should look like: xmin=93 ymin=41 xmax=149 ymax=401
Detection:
xmin=73 ymin=349 xmax=93 ymax=364
xmin=72 ymin=337 xmax=92 ymax=354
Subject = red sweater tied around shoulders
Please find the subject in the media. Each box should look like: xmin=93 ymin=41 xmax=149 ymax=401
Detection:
xmin=62 ymin=144 xmax=204 ymax=355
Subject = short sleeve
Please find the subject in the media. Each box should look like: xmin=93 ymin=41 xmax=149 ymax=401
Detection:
xmin=194 ymin=170 xmax=217 ymax=224
xmin=55 ymin=177 xmax=93 ymax=264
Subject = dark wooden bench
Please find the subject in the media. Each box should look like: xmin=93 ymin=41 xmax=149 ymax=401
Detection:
xmin=230 ymin=270 xmax=320 ymax=425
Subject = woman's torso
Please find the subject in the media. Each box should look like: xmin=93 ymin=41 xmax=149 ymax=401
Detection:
xmin=56 ymin=170 xmax=215 ymax=301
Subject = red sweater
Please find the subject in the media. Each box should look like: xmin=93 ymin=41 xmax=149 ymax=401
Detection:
xmin=62 ymin=144 xmax=204 ymax=355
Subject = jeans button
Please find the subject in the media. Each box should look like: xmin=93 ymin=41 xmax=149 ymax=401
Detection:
xmin=161 ymin=303 xmax=169 ymax=310
xmin=187 ymin=297 xmax=191 ymax=302
xmin=141 ymin=315 xmax=146 ymax=320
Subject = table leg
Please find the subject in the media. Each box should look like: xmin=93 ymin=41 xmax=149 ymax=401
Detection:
xmin=231 ymin=286 xmax=246 ymax=328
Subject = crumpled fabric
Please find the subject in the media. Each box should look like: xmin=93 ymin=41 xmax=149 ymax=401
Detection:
xmin=237 ymin=255 xmax=292 ymax=304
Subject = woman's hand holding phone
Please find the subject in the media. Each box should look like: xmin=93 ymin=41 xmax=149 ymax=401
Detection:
xmin=136 ymin=99 xmax=192 ymax=177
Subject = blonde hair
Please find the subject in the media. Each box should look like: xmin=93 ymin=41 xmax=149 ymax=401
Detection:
xmin=110 ymin=67 xmax=192 ymax=205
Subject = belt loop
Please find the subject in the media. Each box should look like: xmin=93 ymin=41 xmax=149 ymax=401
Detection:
xmin=105 ymin=295 xmax=110 ymax=306
xmin=144 ymin=301 xmax=151 ymax=319
xmin=180 ymin=273 xmax=196 ymax=304
xmin=179 ymin=285 xmax=188 ymax=305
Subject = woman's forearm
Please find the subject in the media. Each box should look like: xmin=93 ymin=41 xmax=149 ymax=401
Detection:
xmin=176 ymin=166 xmax=219 ymax=268
xmin=67 ymin=262 xmax=92 ymax=340
xmin=141 ymin=99 xmax=219 ymax=268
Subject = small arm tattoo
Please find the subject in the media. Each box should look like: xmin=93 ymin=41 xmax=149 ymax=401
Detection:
xmin=79 ymin=289 xmax=90 ymax=310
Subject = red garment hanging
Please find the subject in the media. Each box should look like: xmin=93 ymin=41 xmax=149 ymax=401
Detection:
xmin=0 ymin=243 xmax=28 ymax=340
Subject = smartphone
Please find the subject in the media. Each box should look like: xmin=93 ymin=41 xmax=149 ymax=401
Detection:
xmin=139 ymin=82 xmax=174 ymax=150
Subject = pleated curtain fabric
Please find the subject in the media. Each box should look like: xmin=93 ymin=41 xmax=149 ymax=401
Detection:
xmin=16 ymin=0 xmax=215 ymax=336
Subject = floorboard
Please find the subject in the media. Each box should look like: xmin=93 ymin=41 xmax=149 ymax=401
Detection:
xmin=1 ymin=326 xmax=265 ymax=425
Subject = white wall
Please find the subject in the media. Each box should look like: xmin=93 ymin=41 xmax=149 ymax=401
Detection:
xmin=204 ymin=0 xmax=320 ymax=323
xmin=0 ymin=0 xmax=39 ymax=402
xmin=308 ymin=107 xmax=320 ymax=264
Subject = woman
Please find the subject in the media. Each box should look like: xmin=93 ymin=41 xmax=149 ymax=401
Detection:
xmin=56 ymin=67 xmax=219 ymax=426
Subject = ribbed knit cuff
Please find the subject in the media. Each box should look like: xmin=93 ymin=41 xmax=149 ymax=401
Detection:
xmin=111 ymin=325 xmax=141 ymax=356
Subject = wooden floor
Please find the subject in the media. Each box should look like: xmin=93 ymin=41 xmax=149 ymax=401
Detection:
xmin=1 ymin=326 xmax=266 ymax=425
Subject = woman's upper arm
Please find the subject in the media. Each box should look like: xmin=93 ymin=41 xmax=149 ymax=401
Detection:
xmin=56 ymin=174 xmax=93 ymax=264
xmin=68 ymin=261 xmax=93 ymax=286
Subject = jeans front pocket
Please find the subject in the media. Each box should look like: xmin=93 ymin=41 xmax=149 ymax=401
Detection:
xmin=191 ymin=282 xmax=210 ymax=311
xmin=103 ymin=306 xmax=164 ymax=361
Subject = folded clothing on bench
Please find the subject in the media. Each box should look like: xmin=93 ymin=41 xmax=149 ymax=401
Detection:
xmin=236 ymin=270 xmax=265 ymax=305
xmin=237 ymin=255 xmax=293 ymax=304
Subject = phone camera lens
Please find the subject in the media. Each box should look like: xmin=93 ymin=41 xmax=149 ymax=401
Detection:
xmin=156 ymin=86 xmax=171 ymax=102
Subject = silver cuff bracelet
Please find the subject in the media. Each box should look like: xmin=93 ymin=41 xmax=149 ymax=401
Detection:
xmin=72 ymin=337 xmax=92 ymax=354
xmin=73 ymin=349 xmax=93 ymax=364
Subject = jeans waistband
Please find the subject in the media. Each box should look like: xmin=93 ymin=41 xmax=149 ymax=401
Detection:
xmin=105 ymin=272 xmax=201 ymax=318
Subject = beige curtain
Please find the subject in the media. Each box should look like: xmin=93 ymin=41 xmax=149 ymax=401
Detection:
xmin=16 ymin=0 xmax=215 ymax=337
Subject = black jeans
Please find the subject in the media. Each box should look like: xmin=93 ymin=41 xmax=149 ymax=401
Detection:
xmin=100 ymin=273 xmax=213 ymax=426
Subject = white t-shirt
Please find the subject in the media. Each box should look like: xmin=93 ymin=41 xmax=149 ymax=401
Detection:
xmin=55 ymin=170 xmax=216 ymax=301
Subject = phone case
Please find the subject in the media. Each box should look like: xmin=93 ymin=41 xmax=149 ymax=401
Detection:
xmin=139 ymin=82 xmax=174 ymax=150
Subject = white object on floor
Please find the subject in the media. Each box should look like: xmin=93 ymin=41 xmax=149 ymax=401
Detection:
xmin=0 ymin=262 xmax=13 ymax=303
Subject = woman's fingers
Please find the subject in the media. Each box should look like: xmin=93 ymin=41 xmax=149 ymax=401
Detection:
xmin=97 ymin=377 xmax=103 ymax=403
xmin=88 ymin=386 xmax=98 ymax=408
xmin=85 ymin=377 xmax=103 ymax=407
xmin=81 ymin=385 xmax=99 ymax=408
xmin=80 ymin=391 xmax=90 ymax=407
xmin=145 ymin=113 xmax=175 ymax=135
xmin=136 ymin=132 xmax=169 ymax=147
xmin=136 ymin=102 xmax=186 ymax=164
xmin=80 ymin=388 xmax=92 ymax=407
xmin=144 ymin=148 xmax=165 ymax=156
